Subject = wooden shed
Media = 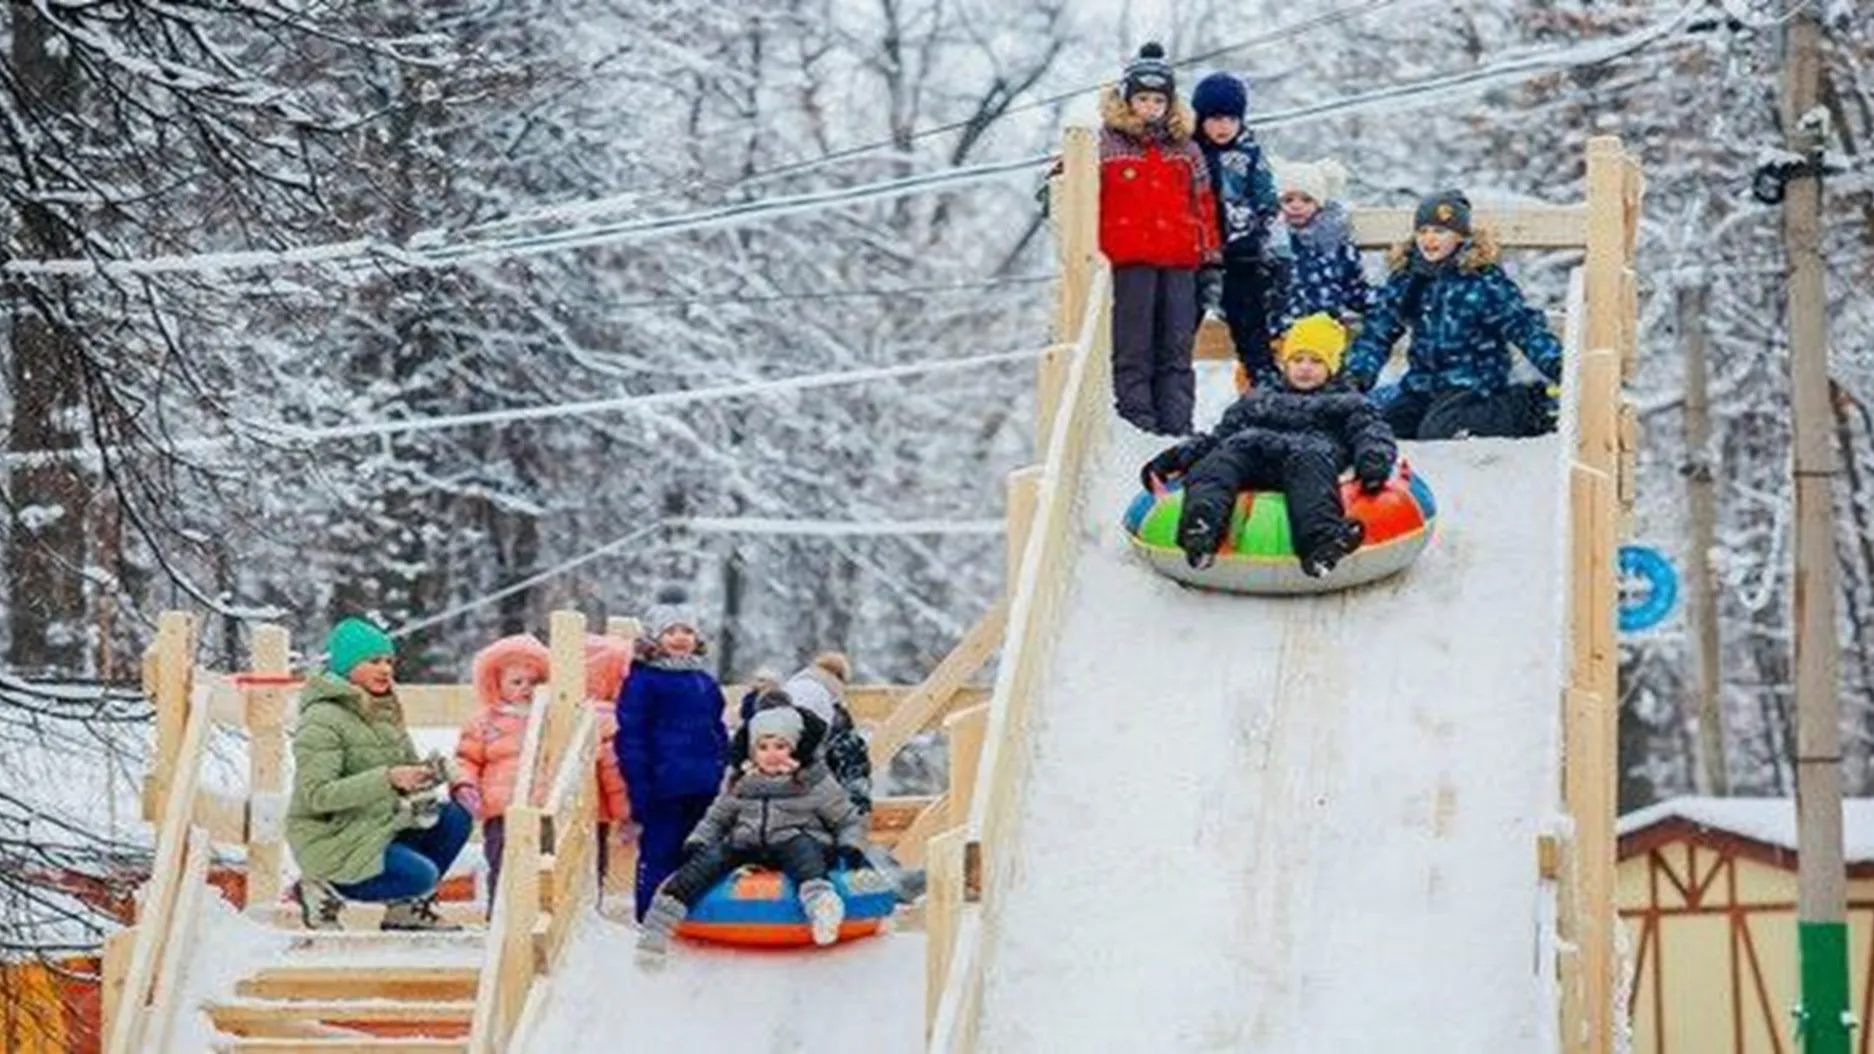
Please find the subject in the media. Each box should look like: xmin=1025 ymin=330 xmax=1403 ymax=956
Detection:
xmin=1617 ymin=797 xmax=1874 ymax=1054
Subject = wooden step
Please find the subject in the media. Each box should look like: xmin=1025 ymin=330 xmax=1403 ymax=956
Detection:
xmin=238 ymin=965 xmax=480 ymax=1002
xmin=269 ymin=900 xmax=486 ymax=931
xmin=214 ymin=1040 xmax=467 ymax=1053
xmin=278 ymin=930 xmax=485 ymax=958
xmin=208 ymin=999 xmax=473 ymax=1038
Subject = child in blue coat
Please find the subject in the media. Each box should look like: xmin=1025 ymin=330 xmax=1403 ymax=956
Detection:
xmin=1344 ymin=190 xmax=1562 ymax=440
xmin=1268 ymin=158 xmax=1370 ymax=340
xmin=1189 ymin=72 xmax=1280 ymax=384
xmin=614 ymin=600 xmax=730 ymax=922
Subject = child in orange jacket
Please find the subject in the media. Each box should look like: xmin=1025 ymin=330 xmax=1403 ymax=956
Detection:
xmin=584 ymin=634 xmax=634 ymax=882
xmin=453 ymin=634 xmax=551 ymax=909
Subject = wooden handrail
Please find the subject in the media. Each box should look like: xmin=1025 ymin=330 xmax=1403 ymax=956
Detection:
xmin=107 ymin=642 xmax=209 ymax=1054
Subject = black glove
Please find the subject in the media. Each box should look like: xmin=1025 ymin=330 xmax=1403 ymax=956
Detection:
xmin=679 ymin=840 xmax=705 ymax=863
xmin=1139 ymin=437 xmax=1209 ymax=490
xmin=834 ymin=845 xmax=872 ymax=871
xmin=1355 ymin=453 xmax=1392 ymax=494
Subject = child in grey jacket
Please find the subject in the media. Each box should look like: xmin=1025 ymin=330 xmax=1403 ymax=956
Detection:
xmin=636 ymin=706 xmax=868 ymax=959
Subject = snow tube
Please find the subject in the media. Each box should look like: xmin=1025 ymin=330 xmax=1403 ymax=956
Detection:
xmin=674 ymin=867 xmax=897 ymax=948
xmin=1122 ymin=462 xmax=1437 ymax=594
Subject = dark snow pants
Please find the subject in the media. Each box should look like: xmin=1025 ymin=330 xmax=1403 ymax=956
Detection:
xmin=657 ymin=834 xmax=831 ymax=908
xmin=1177 ymin=431 xmax=1348 ymax=563
xmin=1112 ymin=265 xmax=1198 ymax=435
xmin=634 ymin=794 xmax=715 ymax=921
xmin=1221 ymin=258 xmax=1278 ymax=386
xmin=1386 ymin=383 xmax=1554 ymax=440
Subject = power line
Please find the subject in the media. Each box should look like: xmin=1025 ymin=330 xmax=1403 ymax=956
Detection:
xmin=440 ymin=0 xmax=1418 ymax=240
xmin=593 ymin=275 xmax=1052 ymax=312
xmin=390 ymin=515 xmax=1002 ymax=639
xmin=6 ymin=345 xmax=1048 ymax=467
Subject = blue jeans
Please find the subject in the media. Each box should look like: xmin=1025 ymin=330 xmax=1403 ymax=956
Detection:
xmin=334 ymin=801 xmax=472 ymax=903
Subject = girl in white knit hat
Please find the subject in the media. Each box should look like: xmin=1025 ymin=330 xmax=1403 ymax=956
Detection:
xmin=1268 ymin=158 xmax=1371 ymax=344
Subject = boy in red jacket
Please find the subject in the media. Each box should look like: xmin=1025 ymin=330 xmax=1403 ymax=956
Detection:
xmin=1100 ymin=42 xmax=1220 ymax=436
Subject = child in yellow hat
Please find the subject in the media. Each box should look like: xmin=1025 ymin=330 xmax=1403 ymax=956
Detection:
xmin=1139 ymin=313 xmax=1396 ymax=576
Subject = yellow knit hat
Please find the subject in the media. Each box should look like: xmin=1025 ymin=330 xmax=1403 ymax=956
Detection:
xmin=1277 ymin=313 xmax=1348 ymax=376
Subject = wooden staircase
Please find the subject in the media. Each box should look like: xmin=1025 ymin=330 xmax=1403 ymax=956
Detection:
xmin=206 ymin=929 xmax=485 ymax=1052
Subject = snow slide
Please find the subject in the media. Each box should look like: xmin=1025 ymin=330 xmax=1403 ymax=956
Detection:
xmin=969 ymin=365 xmax=1566 ymax=1053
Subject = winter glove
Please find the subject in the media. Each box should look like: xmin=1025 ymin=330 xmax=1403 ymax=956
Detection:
xmin=1139 ymin=436 xmax=1213 ymax=490
xmin=1196 ymin=267 xmax=1226 ymax=318
xmin=451 ymin=784 xmax=484 ymax=819
xmin=1355 ymin=451 xmax=1393 ymax=495
xmin=679 ymin=840 xmax=705 ymax=864
xmin=834 ymin=845 xmax=872 ymax=872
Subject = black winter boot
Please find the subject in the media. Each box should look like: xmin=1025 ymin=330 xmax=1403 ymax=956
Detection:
xmin=1300 ymin=519 xmax=1365 ymax=578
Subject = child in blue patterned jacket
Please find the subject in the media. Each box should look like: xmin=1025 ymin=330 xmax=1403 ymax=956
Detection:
xmin=1343 ymin=190 xmax=1563 ymax=440
xmin=1268 ymin=158 xmax=1370 ymax=345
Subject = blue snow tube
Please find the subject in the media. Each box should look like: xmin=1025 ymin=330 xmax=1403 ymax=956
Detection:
xmin=675 ymin=867 xmax=897 ymax=947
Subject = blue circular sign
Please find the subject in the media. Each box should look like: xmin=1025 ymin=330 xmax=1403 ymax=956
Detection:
xmin=1618 ymin=545 xmax=1679 ymax=634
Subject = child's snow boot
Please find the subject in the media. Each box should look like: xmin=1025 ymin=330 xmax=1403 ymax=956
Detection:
xmin=380 ymin=894 xmax=462 ymax=932
xmin=800 ymin=879 xmax=845 ymax=946
xmin=1300 ymin=519 xmax=1365 ymax=578
xmin=293 ymin=878 xmax=345 ymax=930
xmin=635 ymin=893 xmax=686 ymax=966
xmin=1177 ymin=514 xmax=1222 ymax=569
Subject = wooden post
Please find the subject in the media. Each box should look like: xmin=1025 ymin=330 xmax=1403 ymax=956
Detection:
xmin=1005 ymin=467 xmax=1042 ymax=598
xmin=143 ymin=612 xmax=194 ymax=823
xmin=541 ymin=610 xmax=587 ymax=801
xmin=494 ymin=804 xmax=542 ymax=1047
xmin=1053 ymin=127 xmax=1098 ymax=344
xmin=926 ymin=827 xmax=967 ymax=1035
xmin=245 ymin=624 xmax=291 ymax=916
xmin=943 ymin=704 xmax=988 ymax=830
xmin=604 ymin=616 xmax=640 ymax=641
xmin=1035 ymin=343 xmax=1072 ymax=451
xmin=1678 ymin=286 xmax=1728 ymax=796
xmin=99 ymin=926 xmax=136 ymax=1046
xmin=1782 ymin=12 xmax=1851 ymax=1050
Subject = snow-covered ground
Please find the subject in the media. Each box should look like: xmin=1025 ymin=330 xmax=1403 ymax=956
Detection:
xmin=522 ymin=915 xmax=924 ymax=1051
xmin=971 ymin=366 xmax=1566 ymax=1053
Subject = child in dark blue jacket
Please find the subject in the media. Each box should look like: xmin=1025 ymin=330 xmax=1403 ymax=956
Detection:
xmin=614 ymin=601 xmax=730 ymax=922
xmin=1268 ymin=158 xmax=1370 ymax=339
xmin=1189 ymin=72 xmax=1280 ymax=384
xmin=1344 ymin=190 xmax=1563 ymax=440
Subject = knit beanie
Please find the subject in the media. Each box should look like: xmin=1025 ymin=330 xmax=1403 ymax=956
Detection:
xmin=326 ymin=618 xmax=395 ymax=679
xmin=642 ymin=587 xmax=701 ymax=642
xmin=1122 ymin=42 xmax=1175 ymax=101
xmin=1277 ymin=313 xmax=1348 ymax=376
xmin=1274 ymin=158 xmax=1349 ymax=206
xmin=1414 ymin=189 xmax=1473 ymax=236
xmin=748 ymin=706 xmax=804 ymax=754
xmin=1190 ymin=72 xmax=1248 ymax=122
xmin=812 ymin=651 xmax=852 ymax=684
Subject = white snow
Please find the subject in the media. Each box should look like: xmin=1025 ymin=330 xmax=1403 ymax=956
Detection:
xmin=163 ymin=892 xmax=293 ymax=1051
xmin=1617 ymin=796 xmax=1874 ymax=863
xmin=522 ymin=917 xmax=925 ymax=1051
xmin=971 ymin=364 xmax=1564 ymax=1053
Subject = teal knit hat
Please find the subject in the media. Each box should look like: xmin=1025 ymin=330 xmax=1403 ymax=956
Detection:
xmin=326 ymin=617 xmax=395 ymax=678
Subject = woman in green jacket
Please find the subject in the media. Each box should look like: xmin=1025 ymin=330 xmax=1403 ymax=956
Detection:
xmin=286 ymin=618 xmax=471 ymax=930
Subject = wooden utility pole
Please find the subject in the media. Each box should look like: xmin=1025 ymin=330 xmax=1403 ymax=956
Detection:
xmin=1782 ymin=11 xmax=1852 ymax=1053
xmin=1679 ymin=285 xmax=1728 ymax=796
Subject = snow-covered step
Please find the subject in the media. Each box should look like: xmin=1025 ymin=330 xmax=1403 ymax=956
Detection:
xmin=212 ymin=1040 xmax=467 ymax=1053
xmin=278 ymin=929 xmax=485 ymax=957
xmin=268 ymin=900 xmax=486 ymax=931
xmin=207 ymin=998 xmax=474 ymax=1036
xmin=237 ymin=965 xmax=480 ymax=1002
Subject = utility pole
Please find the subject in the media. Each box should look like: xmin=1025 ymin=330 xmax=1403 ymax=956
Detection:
xmin=1782 ymin=10 xmax=1852 ymax=1054
xmin=1679 ymin=284 xmax=1728 ymax=796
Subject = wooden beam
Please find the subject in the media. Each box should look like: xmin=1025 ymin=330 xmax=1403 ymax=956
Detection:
xmin=394 ymin=684 xmax=481 ymax=729
xmin=540 ymin=610 xmax=587 ymax=797
xmin=1005 ymin=468 xmax=1042 ymax=599
xmin=145 ymin=827 xmax=211 ymax=1051
xmin=238 ymin=966 xmax=479 ymax=1003
xmin=213 ymin=1040 xmax=468 ymax=1053
xmin=889 ymin=796 xmax=949 ymax=869
xmin=99 ymin=925 xmax=136 ymax=1046
xmin=1350 ymin=204 xmax=1590 ymax=250
xmin=867 ymin=599 xmax=1008 ymax=770
xmin=1035 ymin=343 xmax=1072 ymax=452
xmin=144 ymin=612 xmax=194 ymax=823
xmin=943 ymin=705 xmax=989 ymax=830
xmin=192 ymin=788 xmax=248 ymax=844
xmin=926 ymin=827 xmax=967 ymax=1035
xmin=210 ymin=1000 xmax=475 ymax=1030
xmin=605 ymin=616 xmax=640 ymax=640
xmin=1053 ymin=126 xmax=1098 ymax=343
xmin=245 ymin=624 xmax=291 ymax=917
xmin=1538 ymin=834 xmax=1562 ymax=881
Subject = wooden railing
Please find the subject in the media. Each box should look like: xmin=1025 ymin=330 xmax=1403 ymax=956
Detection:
xmin=106 ymin=612 xmax=211 ymax=1054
